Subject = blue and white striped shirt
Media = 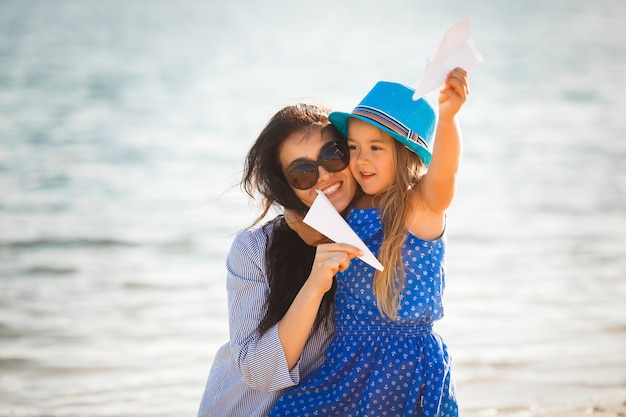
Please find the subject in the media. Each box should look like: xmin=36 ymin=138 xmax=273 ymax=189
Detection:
xmin=197 ymin=218 xmax=333 ymax=417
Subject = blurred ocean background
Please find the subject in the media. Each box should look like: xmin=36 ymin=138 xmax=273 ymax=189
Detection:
xmin=1 ymin=0 xmax=625 ymax=416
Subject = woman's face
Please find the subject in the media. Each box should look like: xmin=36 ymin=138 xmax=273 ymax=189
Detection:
xmin=279 ymin=128 xmax=357 ymax=212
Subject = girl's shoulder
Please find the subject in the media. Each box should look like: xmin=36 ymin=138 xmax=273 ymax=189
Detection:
xmin=346 ymin=207 xmax=383 ymax=241
xmin=405 ymin=204 xmax=446 ymax=241
xmin=347 ymin=206 xmax=380 ymax=222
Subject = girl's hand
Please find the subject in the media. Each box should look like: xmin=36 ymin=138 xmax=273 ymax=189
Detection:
xmin=307 ymin=243 xmax=362 ymax=295
xmin=439 ymin=67 xmax=469 ymax=121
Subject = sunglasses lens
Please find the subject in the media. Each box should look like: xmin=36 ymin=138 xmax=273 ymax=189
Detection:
xmin=288 ymin=163 xmax=318 ymax=190
xmin=285 ymin=142 xmax=349 ymax=190
xmin=320 ymin=142 xmax=349 ymax=172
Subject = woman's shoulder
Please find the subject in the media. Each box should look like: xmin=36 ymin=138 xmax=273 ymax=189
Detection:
xmin=226 ymin=217 xmax=284 ymax=282
xmin=230 ymin=217 xmax=282 ymax=254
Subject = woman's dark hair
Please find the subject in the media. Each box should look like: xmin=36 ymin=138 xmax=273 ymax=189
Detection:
xmin=241 ymin=103 xmax=342 ymax=335
xmin=259 ymin=220 xmax=334 ymax=334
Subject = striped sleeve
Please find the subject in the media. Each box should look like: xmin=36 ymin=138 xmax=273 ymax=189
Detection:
xmin=225 ymin=224 xmax=300 ymax=392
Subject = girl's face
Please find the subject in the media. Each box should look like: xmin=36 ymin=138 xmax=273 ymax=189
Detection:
xmin=279 ymin=128 xmax=357 ymax=212
xmin=347 ymin=118 xmax=396 ymax=196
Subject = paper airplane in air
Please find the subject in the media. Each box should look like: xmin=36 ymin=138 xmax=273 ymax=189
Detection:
xmin=412 ymin=17 xmax=484 ymax=100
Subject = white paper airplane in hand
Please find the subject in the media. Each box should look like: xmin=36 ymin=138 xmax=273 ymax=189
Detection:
xmin=412 ymin=17 xmax=484 ymax=100
xmin=303 ymin=190 xmax=384 ymax=271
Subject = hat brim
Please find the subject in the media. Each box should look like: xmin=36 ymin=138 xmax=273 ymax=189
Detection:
xmin=329 ymin=111 xmax=432 ymax=166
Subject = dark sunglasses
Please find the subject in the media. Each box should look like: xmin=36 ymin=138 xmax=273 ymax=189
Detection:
xmin=285 ymin=141 xmax=350 ymax=190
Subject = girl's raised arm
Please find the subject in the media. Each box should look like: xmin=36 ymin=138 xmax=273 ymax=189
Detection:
xmin=419 ymin=68 xmax=469 ymax=213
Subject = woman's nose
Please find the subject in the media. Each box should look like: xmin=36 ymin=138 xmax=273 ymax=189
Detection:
xmin=317 ymin=165 xmax=332 ymax=182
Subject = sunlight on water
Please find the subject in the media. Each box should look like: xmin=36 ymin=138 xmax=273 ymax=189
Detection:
xmin=1 ymin=0 xmax=625 ymax=416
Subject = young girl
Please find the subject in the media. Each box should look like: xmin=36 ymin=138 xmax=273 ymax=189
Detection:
xmin=269 ymin=68 xmax=469 ymax=417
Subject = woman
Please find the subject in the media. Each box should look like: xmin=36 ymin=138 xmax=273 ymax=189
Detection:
xmin=197 ymin=103 xmax=362 ymax=417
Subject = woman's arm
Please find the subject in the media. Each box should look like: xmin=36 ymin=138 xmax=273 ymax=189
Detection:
xmin=227 ymin=226 xmax=298 ymax=392
xmin=227 ymin=223 xmax=361 ymax=391
xmin=277 ymin=242 xmax=361 ymax=368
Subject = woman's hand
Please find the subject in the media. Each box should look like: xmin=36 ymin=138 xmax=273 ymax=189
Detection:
xmin=306 ymin=243 xmax=363 ymax=296
xmin=439 ymin=67 xmax=469 ymax=121
xmin=284 ymin=209 xmax=362 ymax=294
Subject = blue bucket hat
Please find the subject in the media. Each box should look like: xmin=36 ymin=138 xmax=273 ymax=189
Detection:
xmin=329 ymin=81 xmax=436 ymax=166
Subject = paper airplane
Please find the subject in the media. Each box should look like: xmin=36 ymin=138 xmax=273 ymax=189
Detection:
xmin=303 ymin=190 xmax=384 ymax=271
xmin=412 ymin=17 xmax=484 ymax=100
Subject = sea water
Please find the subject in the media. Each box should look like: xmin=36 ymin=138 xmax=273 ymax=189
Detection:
xmin=1 ymin=0 xmax=625 ymax=416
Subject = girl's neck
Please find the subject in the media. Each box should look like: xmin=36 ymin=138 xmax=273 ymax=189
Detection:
xmin=352 ymin=193 xmax=380 ymax=210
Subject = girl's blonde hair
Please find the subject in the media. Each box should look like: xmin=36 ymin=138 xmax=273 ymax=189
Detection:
xmin=374 ymin=138 xmax=427 ymax=319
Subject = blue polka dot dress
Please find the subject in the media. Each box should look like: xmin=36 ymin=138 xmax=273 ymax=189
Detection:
xmin=269 ymin=208 xmax=458 ymax=417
